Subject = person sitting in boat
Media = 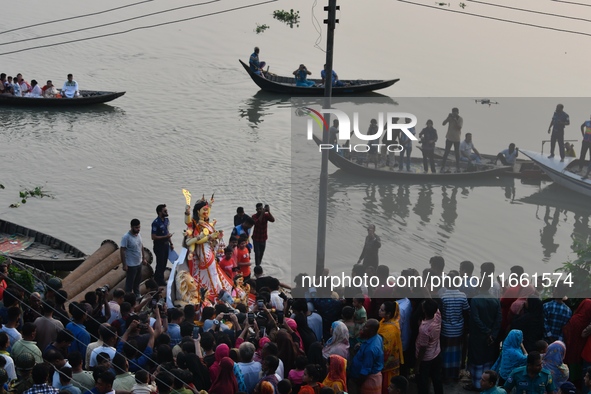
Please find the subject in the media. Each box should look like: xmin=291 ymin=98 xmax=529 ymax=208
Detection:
xmin=249 ymin=47 xmax=267 ymax=78
xmin=16 ymin=73 xmax=31 ymax=96
xmin=320 ymin=64 xmax=346 ymax=87
xmin=42 ymin=80 xmax=59 ymax=98
xmin=62 ymin=74 xmax=80 ymax=98
xmin=495 ymin=143 xmax=519 ymax=165
xmin=25 ymin=80 xmax=43 ymax=98
xmin=459 ymin=133 xmax=481 ymax=163
xmin=293 ymin=64 xmax=315 ymax=87
xmin=11 ymin=76 xmax=21 ymax=97
xmin=564 ymin=142 xmax=576 ymax=157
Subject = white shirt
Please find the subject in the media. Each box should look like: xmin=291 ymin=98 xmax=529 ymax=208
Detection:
xmin=270 ymin=290 xmax=284 ymax=312
xmin=107 ymin=301 xmax=121 ymax=324
xmin=460 ymin=140 xmax=475 ymax=157
xmin=0 ymin=354 xmax=16 ymax=380
xmin=89 ymin=344 xmax=116 ymax=367
xmin=62 ymin=80 xmax=79 ymax=98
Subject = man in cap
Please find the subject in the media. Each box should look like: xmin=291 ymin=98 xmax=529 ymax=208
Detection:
xmin=558 ymin=381 xmax=576 ymax=394
xmin=503 ymin=352 xmax=556 ymax=394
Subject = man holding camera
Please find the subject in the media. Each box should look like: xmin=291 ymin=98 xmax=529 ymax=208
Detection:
xmin=252 ymin=203 xmax=275 ymax=266
xmin=440 ymin=107 xmax=464 ymax=173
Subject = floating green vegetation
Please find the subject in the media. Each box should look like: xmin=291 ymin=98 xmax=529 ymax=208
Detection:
xmin=255 ymin=23 xmax=270 ymax=34
xmin=10 ymin=185 xmax=54 ymax=208
xmin=273 ymin=9 xmax=300 ymax=28
xmin=553 ymin=239 xmax=591 ymax=299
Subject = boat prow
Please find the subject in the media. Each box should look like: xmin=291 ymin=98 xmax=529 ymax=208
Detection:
xmin=520 ymin=149 xmax=591 ymax=198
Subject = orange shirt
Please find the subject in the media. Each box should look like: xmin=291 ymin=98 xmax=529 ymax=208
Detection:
xmin=237 ymin=246 xmax=251 ymax=277
xmin=219 ymin=256 xmax=236 ymax=278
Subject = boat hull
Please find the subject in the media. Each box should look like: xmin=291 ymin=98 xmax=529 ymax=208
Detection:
xmin=520 ymin=150 xmax=591 ymax=198
xmin=0 ymin=219 xmax=87 ymax=271
xmin=0 ymin=90 xmax=125 ymax=107
xmin=239 ymin=60 xmax=399 ymax=95
xmin=312 ymin=135 xmax=511 ymax=181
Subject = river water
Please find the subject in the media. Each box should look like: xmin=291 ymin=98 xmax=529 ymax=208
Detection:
xmin=0 ymin=0 xmax=590 ymax=286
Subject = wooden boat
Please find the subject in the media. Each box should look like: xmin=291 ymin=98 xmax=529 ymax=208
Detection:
xmin=0 ymin=90 xmax=125 ymax=107
xmin=239 ymin=60 xmax=399 ymax=95
xmin=425 ymin=146 xmax=548 ymax=180
xmin=311 ymin=135 xmax=511 ymax=181
xmin=520 ymin=150 xmax=591 ymax=198
xmin=0 ymin=219 xmax=87 ymax=272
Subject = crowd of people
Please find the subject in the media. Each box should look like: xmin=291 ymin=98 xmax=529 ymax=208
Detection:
xmin=2 ymin=201 xmax=591 ymax=394
xmin=0 ymin=73 xmax=80 ymax=98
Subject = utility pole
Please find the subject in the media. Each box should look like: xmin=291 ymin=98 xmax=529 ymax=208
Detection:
xmin=315 ymin=0 xmax=338 ymax=278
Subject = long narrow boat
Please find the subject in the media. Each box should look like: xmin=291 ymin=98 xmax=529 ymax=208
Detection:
xmin=312 ymin=135 xmax=511 ymax=181
xmin=0 ymin=219 xmax=87 ymax=271
xmin=426 ymin=146 xmax=547 ymax=180
xmin=520 ymin=150 xmax=591 ymax=198
xmin=239 ymin=60 xmax=399 ymax=95
xmin=0 ymin=90 xmax=125 ymax=107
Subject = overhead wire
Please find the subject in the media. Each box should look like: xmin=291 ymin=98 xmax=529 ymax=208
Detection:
xmin=398 ymin=0 xmax=591 ymax=38
xmin=467 ymin=0 xmax=591 ymax=23
xmin=311 ymin=0 xmax=325 ymax=53
xmin=0 ymin=0 xmax=155 ymax=36
xmin=0 ymin=0 xmax=279 ymax=57
xmin=551 ymin=0 xmax=591 ymax=7
xmin=2 ymin=259 xmax=186 ymax=392
xmin=0 ymin=0 xmax=221 ymax=47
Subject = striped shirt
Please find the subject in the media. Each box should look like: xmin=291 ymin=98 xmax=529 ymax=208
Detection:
xmin=440 ymin=289 xmax=470 ymax=337
xmin=543 ymin=300 xmax=572 ymax=341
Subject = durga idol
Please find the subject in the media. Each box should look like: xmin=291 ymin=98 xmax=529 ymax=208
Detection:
xmin=184 ymin=197 xmax=233 ymax=300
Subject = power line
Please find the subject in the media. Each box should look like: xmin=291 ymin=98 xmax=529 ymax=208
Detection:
xmin=551 ymin=0 xmax=591 ymax=7
xmin=467 ymin=0 xmax=591 ymax=23
xmin=0 ymin=0 xmax=278 ymax=57
xmin=398 ymin=0 xmax=591 ymax=38
xmin=0 ymin=0 xmax=221 ymax=47
xmin=0 ymin=0 xmax=155 ymax=36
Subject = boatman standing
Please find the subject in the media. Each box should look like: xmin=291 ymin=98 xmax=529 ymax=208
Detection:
xmin=547 ymin=103 xmax=570 ymax=162
xmin=440 ymin=107 xmax=463 ymax=173
xmin=151 ymin=204 xmax=173 ymax=286
xmin=62 ymin=74 xmax=80 ymax=98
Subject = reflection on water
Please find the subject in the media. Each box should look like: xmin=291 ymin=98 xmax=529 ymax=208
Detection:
xmin=519 ymin=183 xmax=591 ymax=261
xmin=240 ymin=91 xmax=399 ymax=130
xmin=0 ymin=104 xmax=125 ymax=141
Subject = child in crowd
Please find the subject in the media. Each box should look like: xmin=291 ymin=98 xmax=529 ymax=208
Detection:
xmin=298 ymin=364 xmax=324 ymax=394
xmin=219 ymin=246 xmax=237 ymax=279
xmin=288 ymin=355 xmax=308 ymax=393
xmin=535 ymin=340 xmax=549 ymax=354
xmin=237 ymin=234 xmax=251 ymax=280
xmin=131 ymin=370 xmax=153 ymax=394
xmin=277 ymin=379 xmax=293 ymax=394
xmin=352 ymin=296 xmax=367 ymax=338
xmin=339 ymin=306 xmax=356 ymax=344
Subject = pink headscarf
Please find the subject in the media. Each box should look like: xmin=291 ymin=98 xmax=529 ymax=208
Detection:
xmin=209 ymin=343 xmax=230 ymax=381
xmin=285 ymin=317 xmax=304 ymax=351
xmin=254 ymin=337 xmax=271 ymax=362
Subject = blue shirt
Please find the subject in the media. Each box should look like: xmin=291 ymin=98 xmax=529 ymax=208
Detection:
xmin=482 ymin=387 xmax=506 ymax=394
xmin=542 ymin=300 xmax=571 ymax=341
xmin=503 ymin=366 xmax=556 ymax=394
xmin=350 ymin=333 xmax=384 ymax=378
xmin=151 ymin=216 xmax=170 ymax=247
xmin=167 ymin=323 xmax=182 ymax=346
xmin=121 ymin=231 xmax=143 ymax=267
xmin=320 ymin=69 xmax=337 ymax=84
xmin=66 ymin=322 xmax=90 ymax=367
xmin=249 ymin=52 xmax=260 ymax=72
xmin=397 ymin=298 xmax=412 ymax=351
